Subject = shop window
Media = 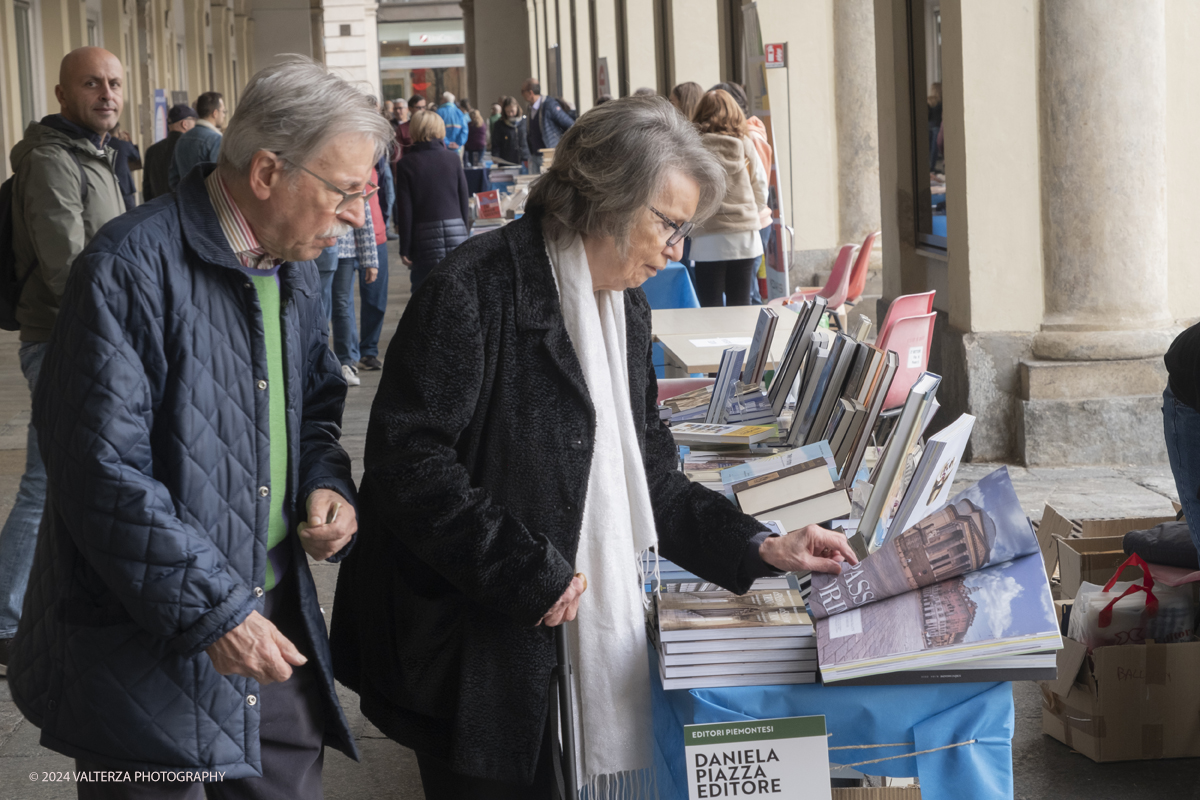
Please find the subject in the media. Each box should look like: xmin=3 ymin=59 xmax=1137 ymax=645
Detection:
xmin=907 ymin=0 xmax=945 ymax=250
xmin=378 ymin=20 xmax=465 ymax=107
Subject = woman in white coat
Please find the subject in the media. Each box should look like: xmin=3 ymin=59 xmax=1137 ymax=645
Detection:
xmin=689 ymin=89 xmax=770 ymax=306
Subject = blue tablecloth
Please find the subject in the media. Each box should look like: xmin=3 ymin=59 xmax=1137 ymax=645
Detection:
xmin=642 ymin=262 xmax=699 ymax=379
xmin=650 ymin=647 xmax=1014 ymax=800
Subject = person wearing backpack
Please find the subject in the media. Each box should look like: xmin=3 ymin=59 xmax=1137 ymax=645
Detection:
xmin=0 ymin=46 xmax=125 ymax=672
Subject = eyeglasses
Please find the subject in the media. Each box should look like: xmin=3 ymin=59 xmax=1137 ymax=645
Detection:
xmin=649 ymin=206 xmax=694 ymax=248
xmin=282 ymin=158 xmax=380 ymax=214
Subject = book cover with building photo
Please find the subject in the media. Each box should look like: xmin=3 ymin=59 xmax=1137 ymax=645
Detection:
xmin=816 ymin=553 xmax=1061 ymax=682
xmin=808 ymin=467 xmax=1039 ymax=619
xmin=808 ymin=468 xmax=1061 ymax=681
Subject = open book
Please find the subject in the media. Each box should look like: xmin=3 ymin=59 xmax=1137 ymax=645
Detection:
xmin=810 ymin=467 xmax=1062 ymax=682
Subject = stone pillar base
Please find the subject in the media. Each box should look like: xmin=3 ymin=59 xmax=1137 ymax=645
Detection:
xmin=1017 ymin=357 xmax=1168 ymax=466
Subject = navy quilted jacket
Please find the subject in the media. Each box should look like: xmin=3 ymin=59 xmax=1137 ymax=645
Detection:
xmin=8 ymin=165 xmax=359 ymax=777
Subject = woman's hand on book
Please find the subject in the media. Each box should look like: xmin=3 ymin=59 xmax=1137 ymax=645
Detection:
xmin=759 ymin=525 xmax=859 ymax=575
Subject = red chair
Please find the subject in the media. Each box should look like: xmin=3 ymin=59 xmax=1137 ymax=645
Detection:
xmin=877 ymin=311 xmax=937 ymax=410
xmin=845 ymin=231 xmax=880 ymax=306
xmin=876 ymin=290 xmax=935 ymax=347
xmin=768 ymin=244 xmax=858 ymax=330
xmin=657 ymin=377 xmax=715 ymax=405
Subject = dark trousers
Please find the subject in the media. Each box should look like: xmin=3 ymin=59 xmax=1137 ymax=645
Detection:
xmin=694 ymin=257 xmax=759 ymax=307
xmin=415 ymin=710 xmax=558 ymax=800
xmin=1164 ymin=385 xmax=1200 ymax=557
xmin=358 ymin=243 xmax=389 ymax=358
xmin=75 ymin=578 xmax=325 ymax=800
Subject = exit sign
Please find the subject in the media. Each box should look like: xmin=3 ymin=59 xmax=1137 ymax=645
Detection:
xmin=765 ymin=43 xmax=787 ymax=69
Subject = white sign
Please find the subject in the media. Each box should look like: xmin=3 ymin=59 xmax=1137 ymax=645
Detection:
xmin=409 ymin=30 xmax=464 ymax=46
xmin=685 ymin=715 xmax=831 ymax=799
xmin=690 ymin=337 xmax=753 ymax=348
xmin=827 ymin=608 xmax=862 ymax=639
xmin=906 ymin=346 xmax=924 ymax=369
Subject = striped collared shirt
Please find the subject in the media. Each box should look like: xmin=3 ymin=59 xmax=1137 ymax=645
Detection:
xmin=203 ymin=168 xmax=281 ymax=270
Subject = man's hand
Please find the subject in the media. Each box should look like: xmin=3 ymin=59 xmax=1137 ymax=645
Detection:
xmin=759 ymin=524 xmax=859 ymax=575
xmin=540 ymin=573 xmax=587 ymax=627
xmin=448 ymin=142 xmax=460 ymax=150
xmin=401 ymin=256 xmax=413 ymax=266
xmin=206 ymin=611 xmax=306 ymax=686
xmin=296 ymin=489 xmax=356 ymax=561
xmin=364 ymin=267 xmax=378 ymax=284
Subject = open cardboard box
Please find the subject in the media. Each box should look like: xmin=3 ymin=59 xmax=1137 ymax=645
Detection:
xmin=1036 ymin=504 xmax=1174 ymax=596
xmin=1041 ymin=637 xmax=1200 ymax=762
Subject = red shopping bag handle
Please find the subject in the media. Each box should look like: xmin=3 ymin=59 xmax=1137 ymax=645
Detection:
xmin=1098 ymin=553 xmax=1158 ymax=628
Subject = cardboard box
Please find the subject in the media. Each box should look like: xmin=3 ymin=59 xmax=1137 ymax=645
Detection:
xmin=1056 ymin=536 xmax=1144 ymax=599
xmin=1041 ymin=637 xmax=1200 ymax=761
xmin=1036 ymin=504 xmax=1172 ymax=591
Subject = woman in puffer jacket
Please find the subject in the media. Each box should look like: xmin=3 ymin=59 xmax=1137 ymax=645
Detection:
xmin=689 ymin=89 xmax=769 ymax=306
xmin=395 ymin=110 xmax=471 ymax=290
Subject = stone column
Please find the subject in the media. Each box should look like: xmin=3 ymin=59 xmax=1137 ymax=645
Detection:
xmin=833 ymin=0 xmax=881 ymax=250
xmin=1018 ymin=0 xmax=1172 ymax=465
xmin=1035 ymin=0 xmax=1173 ymax=361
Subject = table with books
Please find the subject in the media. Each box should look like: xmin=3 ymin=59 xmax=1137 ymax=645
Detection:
xmin=648 ymin=301 xmax=1065 ymax=798
xmin=652 ymin=306 xmax=799 ymax=376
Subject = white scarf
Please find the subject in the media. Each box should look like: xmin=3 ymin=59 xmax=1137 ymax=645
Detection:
xmin=546 ymin=234 xmax=659 ymax=799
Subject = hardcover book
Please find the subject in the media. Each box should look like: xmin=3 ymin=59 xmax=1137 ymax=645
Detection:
xmin=808 ymin=468 xmax=1061 ymax=682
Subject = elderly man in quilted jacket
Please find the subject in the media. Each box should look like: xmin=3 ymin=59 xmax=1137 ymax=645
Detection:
xmin=8 ymin=58 xmax=393 ymax=800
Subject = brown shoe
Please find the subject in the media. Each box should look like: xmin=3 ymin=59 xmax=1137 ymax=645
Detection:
xmin=359 ymin=355 xmax=383 ymax=371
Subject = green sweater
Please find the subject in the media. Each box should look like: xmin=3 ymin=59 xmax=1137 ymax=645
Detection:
xmin=252 ymin=274 xmax=290 ymax=592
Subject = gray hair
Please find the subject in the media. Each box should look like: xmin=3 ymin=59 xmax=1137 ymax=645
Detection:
xmin=526 ymin=95 xmax=726 ymax=254
xmin=218 ymin=56 xmax=394 ymax=175
xmin=442 ymin=91 xmax=455 ymax=104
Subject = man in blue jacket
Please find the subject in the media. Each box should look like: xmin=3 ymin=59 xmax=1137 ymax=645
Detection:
xmin=168 ymin=90 xmax=225 ymax=189
xmin=436 ymin=91 xmax=468 ymax=158
xmin=8 ymin=58 xmax=394 ymax=799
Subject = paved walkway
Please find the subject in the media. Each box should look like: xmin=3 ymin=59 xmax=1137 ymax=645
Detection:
xmin=0 ymin=239 xmax=1195 ymax=797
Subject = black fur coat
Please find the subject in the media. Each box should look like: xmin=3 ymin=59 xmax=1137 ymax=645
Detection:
xmin=329 ymin=212 xmax=768 ymax=783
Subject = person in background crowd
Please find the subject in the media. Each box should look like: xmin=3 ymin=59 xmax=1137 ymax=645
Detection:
xmin=142 ymin=103 xmax=196 ymax=200
xmin=633 ymin=86 xmax=657 ymax=96
xmin=712 ymin=81 xmax=773 ymax=301
xmin=329 ymin=95 xmax=856 ymax=799
xmin=8 ymin=57 xmax=384 ymax=798
xmin=520 ymin=78 xmax=575 ymax=172
xmin=358 ymin=117 xmax=393 ymax=371
xmin=437 ymin=91 xmax=469 ymax=157
xmin=392 ymin=110 xmax=469 ymax=290
xmin=690 ymin=89 xmax=768 ymax=307
xmin=330 ymin=191 xmax=379 ymax=388
xmin=110 ymin=124 xmax=141 ymax=210
xmin=0 ymin=46 xmax=126 ymax=675
xmin=491 ymin=95 xmax=530 ymax=169
xmin=168 ymin=90 xmax=225 ymax=189
xmin=465 ymin=107 xmax=487 ymax=166
xmin=670 ymin=81 xmax=704 ymax=121
xmin=383 ymin=99 xmax=396 ymax=122
xmin=396 ymin=93 xmax=426 ymax=158
xmin=489 ymin=101 xmax=503 ymax=127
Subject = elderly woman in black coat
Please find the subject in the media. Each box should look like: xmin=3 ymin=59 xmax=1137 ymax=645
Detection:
xmin=330 ymin=96 xmax=856 ymax=800
xmin=394 ymin=109 xmax=470 ymax=289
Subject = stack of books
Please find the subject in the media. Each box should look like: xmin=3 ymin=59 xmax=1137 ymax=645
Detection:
xmin=725 ymin=449 xmax=852 ymax=532
xmin=649 ymin=580 xmax=818 ymax=690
